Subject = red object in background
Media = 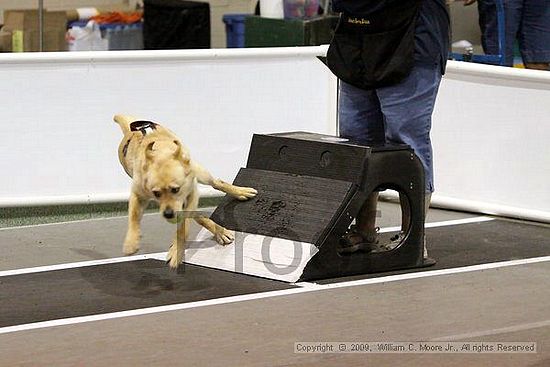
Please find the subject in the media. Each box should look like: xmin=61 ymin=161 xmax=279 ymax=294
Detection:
xmin=283 ymin=0 xmax=319 ymax=19
xmin=90 ymin=11 xmax=143 ymax=24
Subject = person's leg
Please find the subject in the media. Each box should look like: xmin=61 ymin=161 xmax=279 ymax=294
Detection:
xmin=477 ymin=0 xmax=522 ymax=66
xmin=338 ymin=81 xmax=385 ymax=250
xmin=518 ymin=0 xmax=550 ymax=70
xmin=424 ymin=192 xmax=432 ymax=258
xmin=377 ymin=63 xmax=441 ymax=195
xmin=377 ymin=62 xmax=443 ymax=258
xmin=355 ymin=191 xmax=379 ymax=240
xmin=338 ymin=81 xmax=385 ymax=145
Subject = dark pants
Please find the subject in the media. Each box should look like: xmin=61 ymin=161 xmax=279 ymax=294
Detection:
xmin=338 ymin=62 xmax=443 ymax=193
xmin=478 ymin=0 xmax=550 ymax=65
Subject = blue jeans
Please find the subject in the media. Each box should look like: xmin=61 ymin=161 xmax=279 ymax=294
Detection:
xmin=478 ymin=0 xmax=550 ymax=66
xmin=338 ymin=62 xmax=442 ymax=193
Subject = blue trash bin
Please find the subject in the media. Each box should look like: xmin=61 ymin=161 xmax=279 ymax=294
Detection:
xmin=222 ymin=14 xmax=250 ymax=48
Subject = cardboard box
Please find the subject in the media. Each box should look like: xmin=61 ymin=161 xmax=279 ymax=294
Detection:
xmin=2 ymin=10 xmax=67 ymax=52
xmin=0 ymin=29 xmax=12 ymax=52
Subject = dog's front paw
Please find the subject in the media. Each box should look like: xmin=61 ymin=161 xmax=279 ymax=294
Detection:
xmin=166 ymin=243 xmax=184 ymax=269
xmin=215 ymin=228 xmax=235 ymax=245
xmin=123 ymin=233 xmax=140 ymax=255
xmin=233 ymin=186 xmax=258 ymax=201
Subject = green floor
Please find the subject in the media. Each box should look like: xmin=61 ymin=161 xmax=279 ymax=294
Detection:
xmin=0 ymin=197 xmax=224 ymax=229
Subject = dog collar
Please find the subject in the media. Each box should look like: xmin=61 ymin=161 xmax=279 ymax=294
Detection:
xmin=130 ymin=120 xmax=158 ymax=136
xmin=122 ymin=121 xmax=159 ymax=158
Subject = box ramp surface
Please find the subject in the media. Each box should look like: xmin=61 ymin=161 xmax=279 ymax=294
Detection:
xmin=197 ymin=132 xmax=428 ymax=282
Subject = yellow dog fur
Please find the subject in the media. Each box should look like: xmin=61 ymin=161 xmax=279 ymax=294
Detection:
xmin=114 ymin=114 xmax=257 ymax=268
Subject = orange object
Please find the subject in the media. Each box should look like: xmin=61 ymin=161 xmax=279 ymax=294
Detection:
xmin=90 ymin=11 xmax=143 ymax=24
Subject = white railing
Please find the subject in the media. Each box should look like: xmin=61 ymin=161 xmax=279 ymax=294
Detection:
xmin=432 ymin=60 xmax=550 ymax=223
xmin=1 ymin=48 xmax=548 ymax=223
xmin=0 ymin=46 xmax=337 ymax=207
xmin=0 ymin=45 xmax=330 ymax=64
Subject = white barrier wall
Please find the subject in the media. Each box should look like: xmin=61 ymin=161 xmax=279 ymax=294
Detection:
xmin=0 ymin=47 xmax=337 ymax=206
xmin=432 ymin=61 xmax=550 ymax=222
xmin=1 ymin=49 xmax=548 ymax=223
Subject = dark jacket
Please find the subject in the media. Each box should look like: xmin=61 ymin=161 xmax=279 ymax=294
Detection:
xmin=332 ymin=0 xmax=450 ymax=73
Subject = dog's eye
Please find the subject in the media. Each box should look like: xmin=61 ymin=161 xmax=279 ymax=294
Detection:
xmin=171 ymin=187 xmax=180 ymax=194
xmin=152 ymin=190 xmax=161 ymax=198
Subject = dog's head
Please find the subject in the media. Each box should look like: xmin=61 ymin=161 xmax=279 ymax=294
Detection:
xmin=141 ymin=140 xmax=194 ymax=223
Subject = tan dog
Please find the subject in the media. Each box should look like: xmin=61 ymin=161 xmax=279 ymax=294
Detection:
xmin=114 ymin=115 xmax=257 ymax=268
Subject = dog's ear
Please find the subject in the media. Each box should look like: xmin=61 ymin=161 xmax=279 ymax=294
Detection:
xmin=173 ymin=140 xmax=181 ymax=158
xmin=145 ymin=142 xmax=155 ymax=161
xmin=173 ymin=140 xmax=190 ymax=165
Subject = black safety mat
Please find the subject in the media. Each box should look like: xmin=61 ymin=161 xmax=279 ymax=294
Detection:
xmin=0 ymin=260 xmax=295 ymax=328
xmin=318 ymin=219 xmax=550 ymax=284
xmin=2 ymin=219 xmax=548 ymax=327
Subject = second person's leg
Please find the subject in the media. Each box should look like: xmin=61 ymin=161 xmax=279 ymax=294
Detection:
xmin=338 ymin=81 xmax=385 ymax=251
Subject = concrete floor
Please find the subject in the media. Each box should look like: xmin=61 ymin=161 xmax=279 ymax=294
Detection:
xmin=0 ymin=203 xmax=548 ymax=367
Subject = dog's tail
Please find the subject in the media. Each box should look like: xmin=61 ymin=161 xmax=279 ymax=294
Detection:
xmin=113 ymin=114 xmax=138 ymax=135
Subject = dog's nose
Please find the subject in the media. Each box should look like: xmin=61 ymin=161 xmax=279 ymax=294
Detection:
xmin=163 ymin=209 xmax=175 ymax=219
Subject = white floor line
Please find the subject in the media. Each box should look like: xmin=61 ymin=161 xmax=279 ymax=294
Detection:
xmin=0 ymin=252 xmax=166 ymax=277
xmin=0 ymin=213 xmax=489 ymax=232
xmin=430 ymin=319 xmax=550 ymax=341
xmin=1 ymin=255 xmax=549 ymax=335
xmin=0 ymin=213 xmax=156 ymax=232
xmin=292 ymin=281 xmax=326 ymax=289
xmin=379 ymin=216 xmax=495 ymax=233
xmin=0 ymin=288 xmax=312 ymax=335
xmin=0 ymin=216 xmax=494 ymax=277
xmin=313 ymin=255 xmax=550 ymax=290
xmin=425 ymin=216 xmax=495 ymax=228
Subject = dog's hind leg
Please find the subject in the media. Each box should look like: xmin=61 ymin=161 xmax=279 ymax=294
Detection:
xmin=123 ymin=192 xmax=148 ymax=255
xmin=191 ymin=161 xmax=258 ymax=201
